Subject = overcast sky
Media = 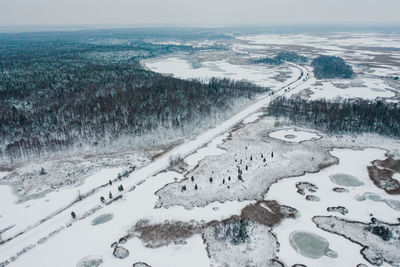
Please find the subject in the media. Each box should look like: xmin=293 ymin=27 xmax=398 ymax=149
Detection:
xmin=1 ymin=0 xmax=400 ymax=26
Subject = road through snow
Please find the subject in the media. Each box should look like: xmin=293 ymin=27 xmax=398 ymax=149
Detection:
xmin=0 ymin=63 xmax=308 ymax=266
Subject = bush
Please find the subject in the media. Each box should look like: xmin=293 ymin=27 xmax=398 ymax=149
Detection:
xmin=224 ymin=219 xmax=249 ymax=245
xmin=39 ymin=167 xmax=47 ymax=175
xmin=367 ymin=225 xmax=392 ymax=241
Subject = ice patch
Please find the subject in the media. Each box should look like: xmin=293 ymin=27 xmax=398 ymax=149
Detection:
xmin=91 ymin=213 xmax=114 ymax=226
xmin=269 ymin=128 xmax=321 ymax=143
xmin=329 ymin=173 xmax=365 ymax=187
xmin=289 ymin=231 xmax=337 ymax=259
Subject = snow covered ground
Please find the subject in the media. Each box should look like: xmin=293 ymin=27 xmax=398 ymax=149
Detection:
xmin=145 ymin=57 xmax=301 ymax=90
xmin=292 ymin=75 xmax=396 ymax=100
xmin=0 ymin=168 xmax=123 ymax=241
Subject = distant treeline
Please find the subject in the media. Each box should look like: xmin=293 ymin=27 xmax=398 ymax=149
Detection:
xmin=252 ymin=51 xmax=308 ymax=66
xmin=268 ymin=97 xmax=400 ymax=137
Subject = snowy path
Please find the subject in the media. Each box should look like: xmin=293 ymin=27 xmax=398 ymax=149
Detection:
xmin=0 ymin=63 xmax=308 ymax=265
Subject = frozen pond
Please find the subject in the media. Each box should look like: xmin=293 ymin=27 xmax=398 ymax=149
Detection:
xmin=329 ymin=173 xmax=364 ymax=187
xmin=269 ymin=128 xmax=321 ymax=143
xmin=355 ymin=192 xmax=400 ymax=211
xmin=91 ymin=213 xmax=114 ymax=226
xmin=289 ymin=231 xmax=338 ymax=259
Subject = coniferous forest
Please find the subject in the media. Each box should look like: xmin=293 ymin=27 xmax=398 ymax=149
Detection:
xmin=268 ymin=97 xmax=400 ymax=137
xmin=0 ymin=29 xmax=265 ymax=161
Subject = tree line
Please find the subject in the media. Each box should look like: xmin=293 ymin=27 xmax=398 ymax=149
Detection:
xmin=268 ymin=97 xmax=400 ymax=137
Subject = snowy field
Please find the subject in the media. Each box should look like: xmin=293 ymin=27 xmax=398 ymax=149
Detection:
xmin=287 ymin=70 xmax=397 ymax=101
xmin=145 ymin=57 xmax=301 ymax=90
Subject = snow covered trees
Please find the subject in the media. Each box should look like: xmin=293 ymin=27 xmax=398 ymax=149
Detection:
xmin=269 ymin=97 xmax=400 ymax=138
xmin=0 ymin=31 xmax=266 ymax=162
xmin=252 ymin=51 xmax=308 ymax=65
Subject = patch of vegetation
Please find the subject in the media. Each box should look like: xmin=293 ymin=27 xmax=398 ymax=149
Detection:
xmin=368 ymin=157 xmax=400 ymax=195
xmin=311 ymin=55 xmax=355 ymax=79
xmin=275 ymin=51 xmax=308 ymax=63
xmin=132 ymin=219 xmax=202 ymax=248
xmin=252 ymin=57 xmax=283 ymax=66
xmin=252 ymin=51 xmax=307 ymax=66
xmin=365 ymin=225 xmax=392 ymax=241
xmin=218 ymin=218 xmax=249 ymax=245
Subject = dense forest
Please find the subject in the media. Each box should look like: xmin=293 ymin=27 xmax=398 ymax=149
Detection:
xmin=268 ymin=97 xmax=400 ymax=137
xmin=311 ymin=55 xmax=355 ymax=79
xmin=0 ymin=30 xmax=265 ymax=162
xmin=252 ymin=51 xmax=308 ymax=65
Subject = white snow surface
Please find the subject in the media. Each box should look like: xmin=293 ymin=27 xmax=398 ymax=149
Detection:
xmin=0 ymin=168 xmax=123 ymax=241
xmin=242 ymin=112 xmax=264 ymax=124
xmin=145 ymin=57 xmax=301 ymax=89
xmin=392 ymin=173 xmax=400 ymax=183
